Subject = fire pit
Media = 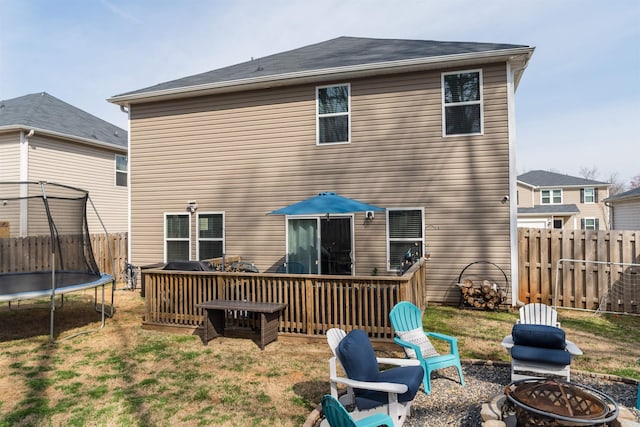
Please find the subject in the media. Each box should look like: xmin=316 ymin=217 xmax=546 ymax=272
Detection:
xmin=504 ymin=379 xmax=619 ymax=426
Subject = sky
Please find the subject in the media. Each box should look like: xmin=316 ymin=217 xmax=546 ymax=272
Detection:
xmin=1 ymin=0 xmax=638 ymax=185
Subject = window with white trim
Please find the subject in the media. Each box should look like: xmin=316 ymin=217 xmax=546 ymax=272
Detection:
xmin=442 ymin=70 xmax=482 ymax=136
xmin=115 ymin=154 xmax=128 ymax=187
xmin=165 ymin=213 xmax=190 ymax=261
xmin=387 ymin=208 xmax=424 ymax=272
xmin=581 ymin=188 xmax=597 ymax=203
xmin=541 ymin=189 xmax=562 ymax=204
xmin=317 ymin=84 xmax=350 ymax=144
xmin=197 ymin=212 xmax=224 ymax=260
xmin=582 ymin=217 xmax=599 ymax=230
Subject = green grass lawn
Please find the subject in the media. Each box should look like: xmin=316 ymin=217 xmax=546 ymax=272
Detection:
xmin=0 ymin=291 xmax=638 ymax=426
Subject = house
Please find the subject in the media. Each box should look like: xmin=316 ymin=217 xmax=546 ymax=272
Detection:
xmin=0 ymin=92 xmax=128 ymax=235
xmin=604 ymin=187 xmax=640 ymax=230
xmin=108 ymin=36 xmax=534 ymax=305
xmin=517 ymin=170 xmax=609 ymax=230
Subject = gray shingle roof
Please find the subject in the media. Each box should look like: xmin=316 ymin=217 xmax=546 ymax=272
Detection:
xmin=604 ymin=187 xmax=640 ymax=202
xmin=114 ymin=36 xmax=530 ymax=98
xmin=518 ymin=170 xmax=608 ymax=187
xmin=518 ymin=204 xmax=580 ymax=215
xmin=0 ymin=92 xmax=127 ymax=148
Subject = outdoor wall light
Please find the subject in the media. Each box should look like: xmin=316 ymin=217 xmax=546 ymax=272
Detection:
xmin=365 ymin=210 xmax=375 ymax=220
xmin=186 ymin=200 xmax=198 ymax=213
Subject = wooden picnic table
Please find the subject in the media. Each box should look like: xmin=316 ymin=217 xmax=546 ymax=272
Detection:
xmin=197 ymin=299 xmax=287 ymax=350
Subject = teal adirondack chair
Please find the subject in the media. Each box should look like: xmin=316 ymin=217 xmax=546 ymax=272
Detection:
xmin=321 ymin=395 xmax=394 ymax=427
xmin=389 ymin=301 xmax=465 ymax=394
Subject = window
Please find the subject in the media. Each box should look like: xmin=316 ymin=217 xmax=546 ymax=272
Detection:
xmin=442 ymin=70 xmax=482 ymax=136
xmin=553 ymin=219 xmax=563 ymax=229
xmin=387 ymin=209 xmax=424 ymax=272
xmin=115 ymin=154 xmax=128 ymax=187
xmin=197 ymin=213 xmax=224 ymax=260
xmin=581 ymin=188 xmax=598 ymax=203
xmin=317 ymin=84 xmax=350 ymax=144
xmin=541 ymin=189 xmax=562 ymax=204
xmin=582 ymin=218 xmax=599 ymax=230
xmin=165 ymin=213 xmax=190 ymax=261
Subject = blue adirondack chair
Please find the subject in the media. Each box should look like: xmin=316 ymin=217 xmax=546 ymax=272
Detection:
xmin=321 ymin=395 xmax=394 ymax=427
xmin=389 ymin=301 xmax=465 ymax=394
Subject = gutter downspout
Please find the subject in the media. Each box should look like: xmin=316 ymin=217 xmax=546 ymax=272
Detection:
xmin=120 ymin=105 xmax=131 ymax=270
xmin=506 ymin=61 xmax=527 ymax=307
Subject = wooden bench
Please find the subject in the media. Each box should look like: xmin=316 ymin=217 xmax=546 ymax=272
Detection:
xmin=197 ymin=300 xmax=287 ymax=350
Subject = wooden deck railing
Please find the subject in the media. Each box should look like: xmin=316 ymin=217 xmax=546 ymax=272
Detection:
xmin=141 ymin=259 xmax=427 ymax=339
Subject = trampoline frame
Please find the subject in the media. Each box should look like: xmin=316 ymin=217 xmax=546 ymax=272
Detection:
xmin=0 ymin=181 xmax=116 ymax=341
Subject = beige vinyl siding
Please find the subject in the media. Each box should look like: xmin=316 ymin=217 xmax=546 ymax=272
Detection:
xmin=0 ymin=132 xmax=20 ymax=181
xmin=27 ymin=135 xmax=128 ymax=233
xmin=516 ymin=184 xmax=535 ymax=207
xmin=129 ymin=62 xmax=512 ymax=304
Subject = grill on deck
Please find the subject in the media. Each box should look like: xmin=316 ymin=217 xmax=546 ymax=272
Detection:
xmin=504 ymin=379 xmax=619 ymax=426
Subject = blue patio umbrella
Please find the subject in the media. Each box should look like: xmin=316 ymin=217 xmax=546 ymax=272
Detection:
xmin=269 ymin=192 xmax=385 ymax=215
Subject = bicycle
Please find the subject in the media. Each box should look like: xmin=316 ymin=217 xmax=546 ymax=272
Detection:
xmin=120 ymin=260 xmax=139 ymax=291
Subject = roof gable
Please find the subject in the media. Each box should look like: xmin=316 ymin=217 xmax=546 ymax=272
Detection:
xmin=604 ymin=187 xmax=640 ymax=202
xmin=517 ymin=170 xmax=608 ymax=188
xmin=111 ymin=36 xmax=532 ymax=102
xmin=0 ymin=92 xmax=127 ymax=148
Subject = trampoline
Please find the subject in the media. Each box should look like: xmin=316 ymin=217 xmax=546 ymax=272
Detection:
xmin=0 ymin=181 xmax=115 ymax=341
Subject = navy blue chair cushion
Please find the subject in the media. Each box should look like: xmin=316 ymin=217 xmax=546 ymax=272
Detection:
xmin=337 ymin=329 xmax=424 ymax=410
xmin=337 ymin=329 xmax=379 ymax=381
xmin=511 ymin=345 xmax=572 ymax=365
xmin=512 ymin=323 xmax=566 ymax=349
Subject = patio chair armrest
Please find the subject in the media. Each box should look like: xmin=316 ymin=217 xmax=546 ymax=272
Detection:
xmin=393 ymin=337 xmax=423 ymax=358
xmin=566 ymin=339 xmax=583 ymax=356
xmin=426 ymin=331 xmax=457 ymax=343
xmin=501 ymin=335 xmax=514 ymax=349
xmin=376 ymin=357 xmax=421 ymax=367
xmin=427 ymin=331 xmax=460 ymax=354
xmin=330 ymin=375 xmax=408 ymax=394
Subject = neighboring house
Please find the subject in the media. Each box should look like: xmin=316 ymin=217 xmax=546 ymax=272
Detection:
xmin=604 ymin=187 xmax=640 ymax=230
xmin=517 ymin=170 xmax=609 ymax=230
xmin=0 ymin=92 xmax=128 ymax=235
xmin=108 ymin=36 xmax=535 ymax=305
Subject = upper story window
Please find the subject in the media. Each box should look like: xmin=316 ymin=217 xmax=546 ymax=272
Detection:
xmin=442 ymin=70 xmax=482 ymax=136
xmin=541 ymin=189 xmax=562 ymax=204
xmin=387 ymin=208 xmax=424 ymax=272
xmin=581 ymin=188 xmax=598 ymax=203
xmin=197 ymin=212 xmax=224 ymax=260
xmin=317 ymin=84 xmax=350 ymax=144
xmin=115 ymin=154 xmax=128 ymax=187
xmin=165 ymin=213 xmax=190 ymax=262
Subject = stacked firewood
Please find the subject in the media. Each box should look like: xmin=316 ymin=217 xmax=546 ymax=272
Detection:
xmin=458 ymin=279 xmax=506 ymax=310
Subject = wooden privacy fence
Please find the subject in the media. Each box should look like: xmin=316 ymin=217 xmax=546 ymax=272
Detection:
xmin=0 ymin=232 xmax=128 ymax=278
xmin=518 ymin=228 xmax=640 ymax=310
xmin=141 ymin=259 xmax=427 ymax=340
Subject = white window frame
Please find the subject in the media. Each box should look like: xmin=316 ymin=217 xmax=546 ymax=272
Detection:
xmin=115 ymin=154 xmax=128 ymax=187
xmin=540 ymin=189 xmax=563 ymax=205
xmin=196 ymin=212 xmax=225 ymax=260
xmin=316 ymin=83 xmax=351 ymax=145
xmin=583 ymin=187 xmax=596 ymax=204
xmin=386 ymin=207 xmax=425 ymax=272
xmin=583 ymin=217 xmax=598 ymax=230
xmin=164 ymin=212 xmax=191 ymax=262
xmin=441 ymin=69 xmax=483 ymax=137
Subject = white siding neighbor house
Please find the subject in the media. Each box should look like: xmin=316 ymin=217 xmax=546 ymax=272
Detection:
xmin=0 ymin=92 xmax=128 ymax=235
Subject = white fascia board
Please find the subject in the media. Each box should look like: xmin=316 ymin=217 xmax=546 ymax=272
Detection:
xmin=109 ymin=47 xmax=534 ymax=106
xmin=0 ymin=125 xmax=127 ymax=153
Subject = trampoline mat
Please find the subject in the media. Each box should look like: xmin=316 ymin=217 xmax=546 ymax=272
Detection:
xmin=0 ymin=271 xmax=113 ymax=302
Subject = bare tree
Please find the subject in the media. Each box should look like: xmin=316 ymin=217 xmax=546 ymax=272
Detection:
xmin=607 ymin=172 xmax=626 ymax=196
xmin=630 ymin=173 xmax=640 ymax=189
xmin=579 ymin=166 xmax=599 ymax=180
